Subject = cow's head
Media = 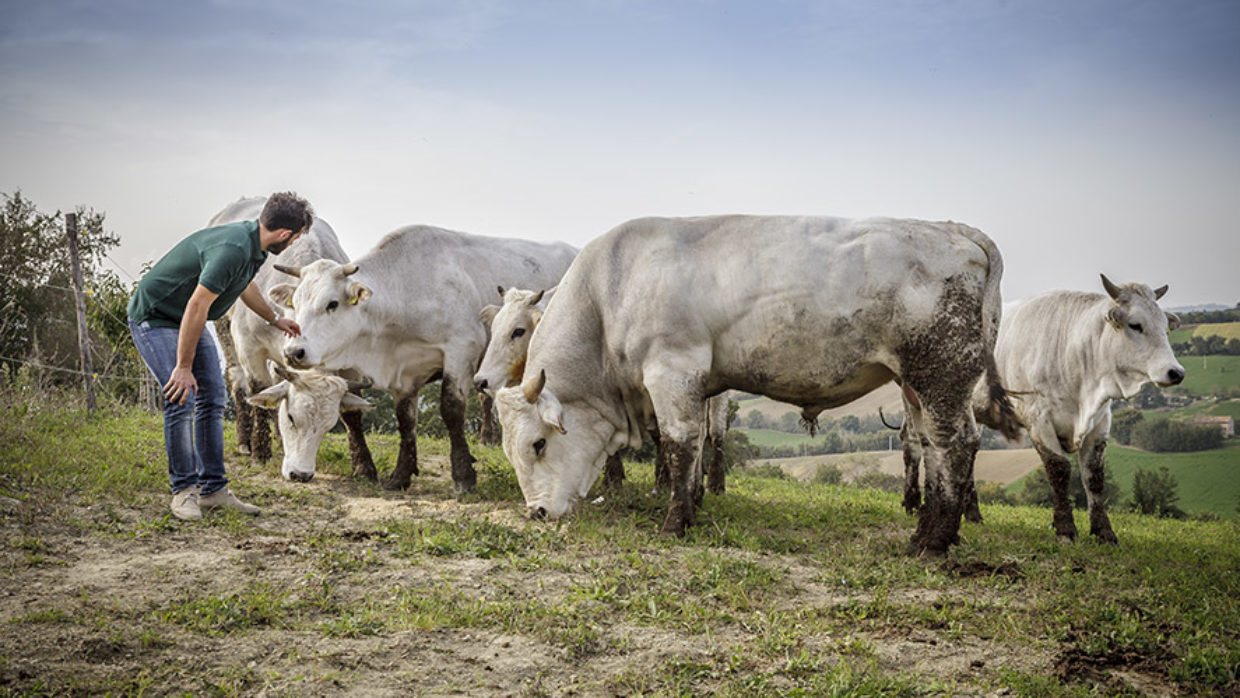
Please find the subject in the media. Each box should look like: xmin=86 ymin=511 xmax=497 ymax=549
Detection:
xmin=495 ymin=369 xmax=614 ymax=521
xmin=270 ymin=259 xmax=372 ymax=371
xmin=474 ymin=286 xmax=550 ymax=398
xmin=1099 ymin=274 xmax=1185 ymax=396
xmin=247 ymin=367 xmax=372 ymax=482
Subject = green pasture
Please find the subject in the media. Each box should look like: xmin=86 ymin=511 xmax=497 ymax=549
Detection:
xmin=2 ymin=395 xmax=1239 ymax=695
xmin=1176 ymin=355 xmax=1240 ymax=395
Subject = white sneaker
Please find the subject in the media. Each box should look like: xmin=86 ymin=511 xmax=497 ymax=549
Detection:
xmin=198 ymin=488 xmax=259 ymax=516
xmin=170 ymin=489 xmax=201 ymax=521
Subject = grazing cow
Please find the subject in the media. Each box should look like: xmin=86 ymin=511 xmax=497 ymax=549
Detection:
xmin=901 ymin=275 xmax=1184 ymax=543
xmin=274 ymin=225 xmax=577 ymax=493
xmin=209 ymin=197 xmax=378 ymax=481
xmin=475 ymin=287 xmax=730 ymax=495
xmin=495 ymin=215 xmax=1019 ymax=555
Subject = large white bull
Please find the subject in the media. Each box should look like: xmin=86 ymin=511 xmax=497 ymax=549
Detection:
xmin=990 ymin=276 xmax=1182 ymax=542
xmin=209 ymin=197 xmax=377 ymax=482
xmin=496 ymin=215 xmax=1019 ymax=555
xmin=274 ymin=225 xmax=577 ymax=493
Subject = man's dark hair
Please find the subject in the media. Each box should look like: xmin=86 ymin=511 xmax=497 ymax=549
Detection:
xmin=260 ymin=192 xmax=314 ymax=233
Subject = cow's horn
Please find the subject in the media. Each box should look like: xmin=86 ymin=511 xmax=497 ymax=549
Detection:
xmin=522 ymin=369 xmax=546 ymax=404
xmin=274 ymin=264 xmax=302 ymax=278
xmin=272 ymin=363 xmax=297 ymax=383
xmin=1153 ymin=284 xmax=1168 ymax=300
xmin=1100 ymin=274 xmax=1122 ymax=301
xmin=529 ymin=288 xmax=546 ymax=306
xmin=342 ymin=263 xmax=359 ymax=276
xmin=346 ymin=377 xmax=372 ymax=392
xmin=497 ymin=285 xmax=506 ymax=298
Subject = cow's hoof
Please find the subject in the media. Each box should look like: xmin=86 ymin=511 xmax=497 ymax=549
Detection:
xmin=353 ymin=467 xmax=379 ymax=483
xmin=1091 ymin=529 xmax=1119 ymax=545
xmin=965 ymin=511 xmax=984 ymax=524
xmin=1055 ymin=534 xmax=1077 ymax=544
xmin=382 ymin=477 xmax=410 ymax=491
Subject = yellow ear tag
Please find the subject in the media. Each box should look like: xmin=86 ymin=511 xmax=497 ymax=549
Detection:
xmin=350 ymin=297 xmax=358 ymax=305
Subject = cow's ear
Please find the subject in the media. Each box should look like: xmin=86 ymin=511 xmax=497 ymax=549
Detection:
xmin=1165 ymin=311 xmax=1181 ymax=331
xmin=479 ymin=304 xmax=501 ymax=327
xmin=269 ymin=284 xmax=297 ymax=308
xmin=1106 ymin=305 xmax=1127 ymax=330
xmin=340 ymin=392 xmax=373 ymax=412
xmin=247 ymin=381 xmax=290 ymax=409
xmin=538 ymin=389 xmax=567 ymax=435
xmin=347 ymin=282 xmax=372 ymax=306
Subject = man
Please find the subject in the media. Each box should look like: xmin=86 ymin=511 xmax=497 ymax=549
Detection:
xmin=127 ymin=192 xmax=310 ymax=520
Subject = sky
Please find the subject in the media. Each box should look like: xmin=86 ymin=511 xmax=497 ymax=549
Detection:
xmin=2 ymin=0 xmax=1238 ymax=308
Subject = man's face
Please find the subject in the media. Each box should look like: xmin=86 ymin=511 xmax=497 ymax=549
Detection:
xmin=268 ymin=227 xmax=305 ymax=255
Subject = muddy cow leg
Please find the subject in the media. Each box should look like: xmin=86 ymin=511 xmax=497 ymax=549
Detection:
xmin=441 ymin=376 xmax=478 ymax=495
xmin=900 ymin=422 xmax=923 ymax=515
xmin=1032 ymin=435 xmax=1077 ymax=542
xmin=650 ymin=421 xmax=670 ymax=493
xmin=602 ymin=452 xmax=626 ymax=490
xmin=249 ymin=378 xmax=274 ymax=463
xmin=643 ymin=365 xmax=705 ymax=536
xmin=910 ymin=410 xmax=980 ymax=556
xmin=340 ymin=407 xmax=377 ymax=481
xmin=706 ymin=432 xmax=726 ymax=495
xmin=232 ymin=381 xmax=253 ymax=455
xmin=383 ymin=392 xmax=420 ymax=490
xmin=963 ymin=477 xmax=983 ymax=524
xmin=1080 ymin=430 xmax=1117 ymax=544
xmin=478 ymin=392 xmax=501 ymax=447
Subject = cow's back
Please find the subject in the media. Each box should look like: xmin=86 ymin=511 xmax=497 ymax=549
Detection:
xmin=355 ymin=225 xmax=577 ymax=326
xmin=543 ymin=215 xmax=994 ymax=409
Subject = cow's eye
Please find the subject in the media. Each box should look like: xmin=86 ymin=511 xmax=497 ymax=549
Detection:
xmin=1128 ymin=322 xmax=1143 ymax=333
xmin=327 ymin=300 xmax=339 ymax=312
xmin=533 ymin=438 xmax=546 ymax=456
xmin=511 ymin=327 xmax=526 ymax=339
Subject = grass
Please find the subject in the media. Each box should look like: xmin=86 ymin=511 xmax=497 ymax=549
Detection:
xmin=2 ymin=393 xmax=1239 ymax=695
xmin=1176 ymin=354 xmax=1240 ymax=396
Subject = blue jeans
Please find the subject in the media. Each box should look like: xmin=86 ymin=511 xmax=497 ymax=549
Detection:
xmin=128 ymin=318 xmax=228 ymax=496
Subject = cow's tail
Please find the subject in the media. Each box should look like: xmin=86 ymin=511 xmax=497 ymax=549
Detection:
xmin=956 ymin=224 xmax=1021 ymax=441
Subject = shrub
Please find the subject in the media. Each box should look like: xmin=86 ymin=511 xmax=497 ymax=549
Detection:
xmin=1131 ymin=418 xmax=1224 ymax=453
xmin=1020 ymin=463 xmax=1121 ymax=509
xmin=852 ymin=469 xmax=902 ymax=494
xmin=976 ymin=481 xmax=1017 ymax=506
xmin=811 ymin=463 xmax=843 ymax=485
xmin=743 ymin=463 xmax=788 ymax=480
xmin=1129 ymin=466 xmax=1186 ymax=519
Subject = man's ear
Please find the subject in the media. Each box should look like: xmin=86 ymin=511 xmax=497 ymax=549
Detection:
xmin=269 ymin=284 xmax=296 ymax=308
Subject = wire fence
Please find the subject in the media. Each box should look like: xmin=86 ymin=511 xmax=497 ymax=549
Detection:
xmin=1 ymin=260 xmax=163 ymax=411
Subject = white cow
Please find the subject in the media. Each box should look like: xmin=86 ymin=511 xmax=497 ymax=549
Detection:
xmin=274 ymin=225 xmax=578 ymax=493
xmin=475 ymin=286 xmax=731 ymax=497
xmin=496 ymin=215 xmax=1019 ymax=555
xmin=209 ymin=197 xmax=378 ymax=482
xmin=975 ymin=276 xmax=1182 ymax=543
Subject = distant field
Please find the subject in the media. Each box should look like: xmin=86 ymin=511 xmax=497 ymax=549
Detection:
xmin=1170 ymin=321 xmax=1240 ymax=344
xmin=755 ymin=448 xmax=1041 ymax=486
xmin=1008 ymin=442 xmax=1240 ymax=520
xmin=735 ymin=383 xmax=903 ymax=423
xmin=1176 ymin=355 xmax=1240 ymax=395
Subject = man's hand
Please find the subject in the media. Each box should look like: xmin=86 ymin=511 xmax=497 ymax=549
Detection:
xmin=164 ymin=366 xmax=198 ymax=405
xmin=272 ymin=317 xmax=301 ymax=338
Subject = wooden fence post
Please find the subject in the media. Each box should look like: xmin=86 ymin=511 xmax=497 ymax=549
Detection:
xmin=65 ymin=212 xmax=97 ymax=411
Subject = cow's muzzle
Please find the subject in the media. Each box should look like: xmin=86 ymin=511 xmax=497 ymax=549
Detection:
xmin=287 ymin=470 xmax=315 ymax=483
xmin=283 ymin=347 xmax=310 ymax=368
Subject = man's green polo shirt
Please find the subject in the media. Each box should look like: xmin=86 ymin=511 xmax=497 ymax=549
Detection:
xmin=128 ymin=220 xmax=268 ymax=328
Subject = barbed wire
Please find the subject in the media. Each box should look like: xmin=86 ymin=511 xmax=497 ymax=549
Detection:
xmin=0 ymin=354 xmax=150 ymax=382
